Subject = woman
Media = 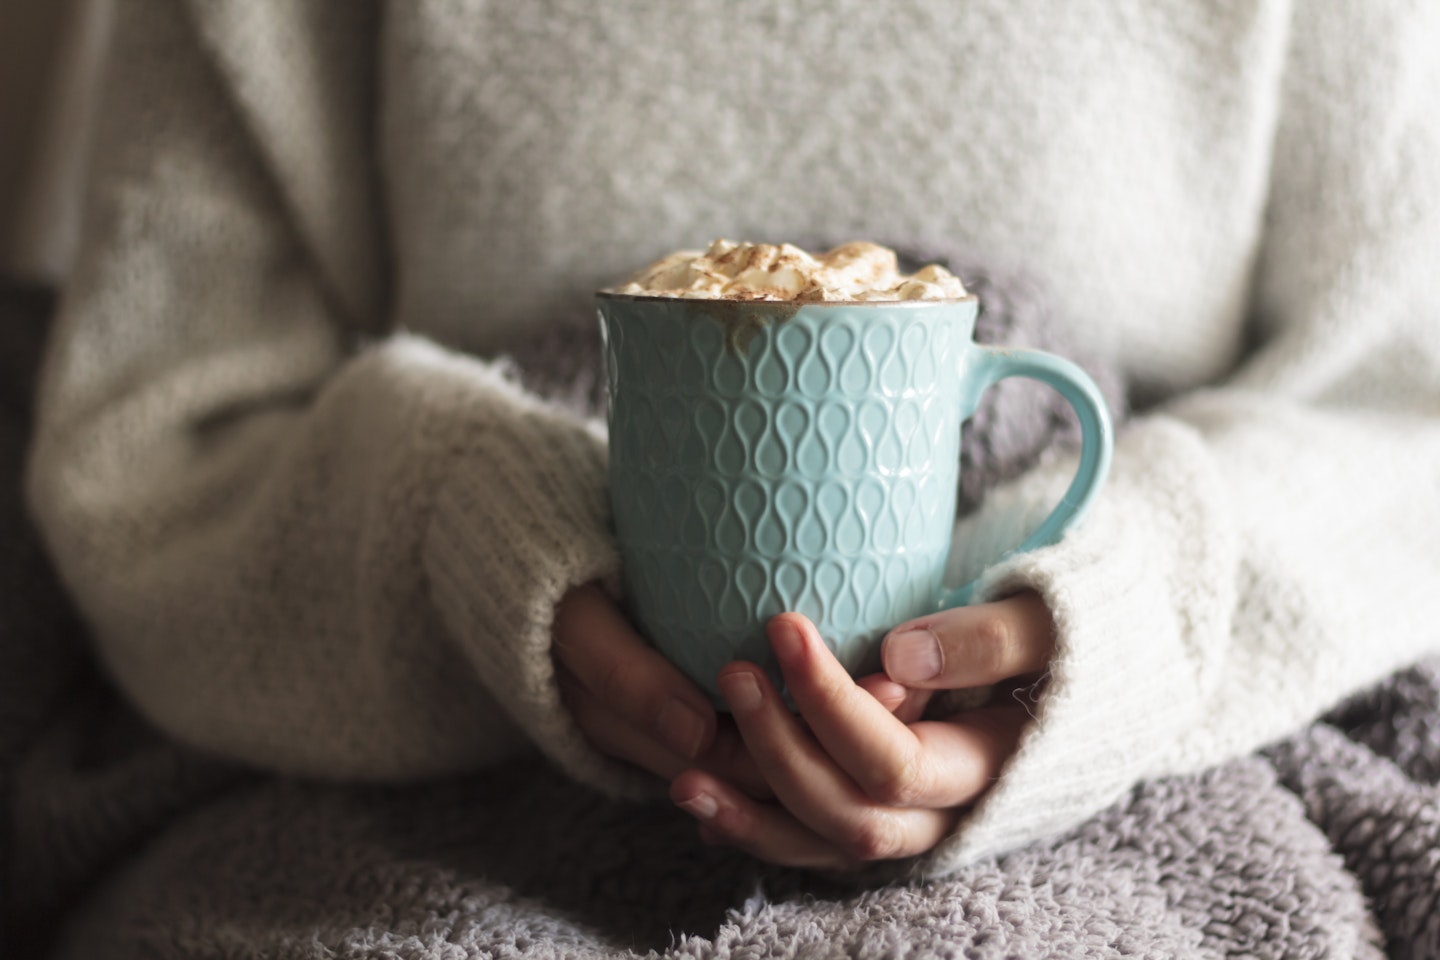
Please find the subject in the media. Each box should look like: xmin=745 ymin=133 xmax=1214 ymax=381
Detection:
xmin=26 ymin=0 xmax=1440 ymax=901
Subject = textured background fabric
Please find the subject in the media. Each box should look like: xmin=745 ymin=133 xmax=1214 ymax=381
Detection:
xmin=36 ymin=663 xmax=1440 ymax=960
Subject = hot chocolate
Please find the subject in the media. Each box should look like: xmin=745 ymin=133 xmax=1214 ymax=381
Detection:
xmin=610 ymin=240 xmax=968 ymax=302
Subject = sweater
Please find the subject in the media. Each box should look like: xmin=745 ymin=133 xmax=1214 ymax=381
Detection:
xmin=25 ymin=0 xmax=1440 ymax=875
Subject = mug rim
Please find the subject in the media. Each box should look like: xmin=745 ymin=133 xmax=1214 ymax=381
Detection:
xmin=594 ymin=290 xmax=978 ymax=308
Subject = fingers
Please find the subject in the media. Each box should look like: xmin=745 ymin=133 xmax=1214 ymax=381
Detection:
xmin=670 ymin=769 xmax=955 ymax=872
xmin=672 ymin=705 xmax=1030 ymax=869
xmin=681 ymin=663 xmax=960 ymax=864
xmin=905 ymin=706 xmax=1030 ymax=801
xmin=552 ymin=584 xmax=715 ymax=762
xmin=669 ymin=609 xmax=1045 ymax=867
xmin=696 ymin=720 xmax=778 ymax=800
xmin=854 ymin=673 xmax=932 ymax=724
xmin=709 ymin=656 xmax=960 ymax=862
xmin=881 ymin=590 xmax=1055 ymax=690
xmin=765 ymin=615 xmax=932 ymax=807
xmin=557 ymin=667 xmax=692 ymax=779
xmin=560 ymin=670 xmax=773 ymax=797
xmin=771 ymin=615 xmax=1023 ymax=810
xmin=671 ymin=770 xmax=855 ymax=871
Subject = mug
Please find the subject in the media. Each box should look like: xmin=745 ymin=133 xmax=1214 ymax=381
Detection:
xmin=596 ymin=292 xmax=1112 ymax=701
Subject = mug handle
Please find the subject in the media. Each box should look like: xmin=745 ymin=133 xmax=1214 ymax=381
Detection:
xmin=936 ymin=345 xmax=1114 ymax=608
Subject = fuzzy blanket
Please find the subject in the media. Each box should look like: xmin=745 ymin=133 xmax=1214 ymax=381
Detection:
xmin=5 ymin=279 xmax=1438 ymax=960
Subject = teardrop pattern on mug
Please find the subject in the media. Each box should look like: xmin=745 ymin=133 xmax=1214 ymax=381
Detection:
xmin=605 ymin=305 xmax=964 ymax=691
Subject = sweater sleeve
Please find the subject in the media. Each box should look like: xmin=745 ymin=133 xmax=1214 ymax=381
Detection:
xmin=25 ymin=0 xmax=641 ymax=794
xmin=920 ymin=0 xmax=1440 ymax=871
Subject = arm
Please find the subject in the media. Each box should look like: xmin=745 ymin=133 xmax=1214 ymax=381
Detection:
xmin=926 ymin=0 xmax=1440 ymax=868
xmin=667 ymin=0 xmax=1440 ymax=873
xmin=25 ymin=0 xmax=634 ymax=791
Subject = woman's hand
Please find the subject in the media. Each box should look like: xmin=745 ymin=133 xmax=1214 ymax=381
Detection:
xmin=552 ymin=584 xmax=767 ymax=794
xmin=668 ymin=593 xmax=1055 ymax=871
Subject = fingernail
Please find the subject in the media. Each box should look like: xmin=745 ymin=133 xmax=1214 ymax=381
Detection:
xmin=884 ymin=629 xmax=942 ymax=683
xmin=770 ymin=619 xmax=804 ymax=662
xmin=657 ymin=699 xmax=708 ymax=759
xmin=719 ymin=671 xmax=763 ymax=713
xmin=678 ymin=792 xmax=718 ymax=821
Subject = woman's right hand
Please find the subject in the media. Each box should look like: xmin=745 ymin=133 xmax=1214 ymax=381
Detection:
xmin=552 ymin=584 xmax=768 ymax=794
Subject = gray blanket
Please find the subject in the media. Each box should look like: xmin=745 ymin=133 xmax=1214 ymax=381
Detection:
xmin=5 ymin=276 xmax=1438 ymax=960
xmin=32 ymin=677 xmax=1440 ymax=960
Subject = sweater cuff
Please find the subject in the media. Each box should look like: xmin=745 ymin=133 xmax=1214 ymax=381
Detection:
xmin=915 ymin=418 xmax=1233 ymax=873
xmin=405 ymin=337 xmax=650 ymax=798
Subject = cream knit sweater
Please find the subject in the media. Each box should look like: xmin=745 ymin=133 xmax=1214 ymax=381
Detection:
xmin=26 ymin=0 xmax=1440 ymax=873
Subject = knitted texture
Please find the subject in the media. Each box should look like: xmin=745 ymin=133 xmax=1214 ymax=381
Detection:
xmin=18 ymin=0 xmax=1440 ymax=933
xmin=23 ymin=0 xmax=636 ymax=792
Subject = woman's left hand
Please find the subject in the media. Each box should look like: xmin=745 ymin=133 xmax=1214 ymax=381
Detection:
xmin=669 ymin=592 xmax=1055 ymax=871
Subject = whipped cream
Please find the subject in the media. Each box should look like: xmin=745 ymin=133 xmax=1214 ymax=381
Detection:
xmin=610 ymin=240 xmax=968 ymax=302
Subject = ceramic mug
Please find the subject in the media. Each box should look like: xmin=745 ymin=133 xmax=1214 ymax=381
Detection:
xmin=596 ymin=293 xmax=1112 ymax=701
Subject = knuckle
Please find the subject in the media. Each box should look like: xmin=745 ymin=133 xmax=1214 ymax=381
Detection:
xmin=595 ymin=657 xmax=631 ymax=701
xmin=971 ymin=612 xmax=1016 ymax=678
xmin=595 ymin=657 xmax=651 ymax=715
xmin=865 ymin=751 xmax=927 ymax=807
xmin=813 ymin=665 xmax=854 ymax=702
xmin=711 ymin=804 xmax=754 ymax=844
xmin=845 ymin=812 xmax=907 ymax=862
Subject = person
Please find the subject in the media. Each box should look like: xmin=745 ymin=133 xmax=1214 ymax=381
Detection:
xmin=23 ymin=0 xmax=1440 ymax=890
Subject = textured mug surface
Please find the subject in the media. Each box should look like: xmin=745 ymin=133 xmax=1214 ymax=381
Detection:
xmin=597 ymin=293 xmax=1111 ymax=700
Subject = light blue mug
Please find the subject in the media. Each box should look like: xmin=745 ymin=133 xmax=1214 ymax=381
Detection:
xmin=597 ymin=293 xmax=1112 ymax=701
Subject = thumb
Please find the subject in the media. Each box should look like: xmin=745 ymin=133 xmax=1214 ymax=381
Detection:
xmin=880 ymin=592 xmax=1055 ymax=689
